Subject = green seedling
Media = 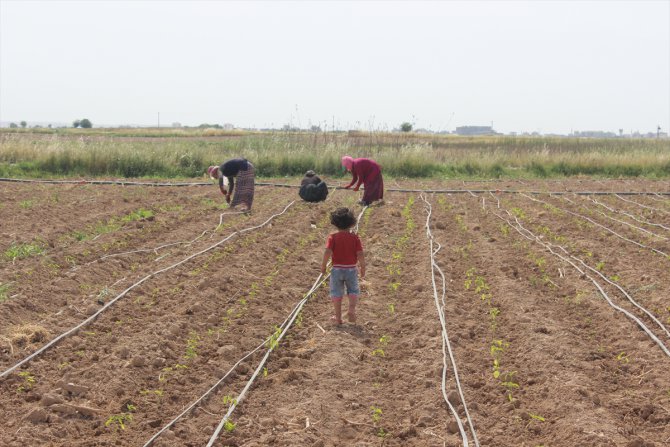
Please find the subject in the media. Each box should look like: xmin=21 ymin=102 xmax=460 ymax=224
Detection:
xmin=379 ymin=335 xmax=391 ymax=345
xmin=96 ymin=287 xmax=110 ymax=304
xmin=528 ymin=413 xmax=545 ymax=422
xmin=387 ymin=303 xmax=396 ymax=315
xmin=595 ymin=261 xmax=605 ymax=271
xmin=511 ymin=207 xmax=526 ymax=219
xmin=266 ymin=326 xmax=282 ymax=350
xmin=263 ymin=367 xmax=268 ymax=377
xmin=371 ymin=349 xmax=385 ymax=357
xmin=122 ymin=208 xmax=154 ymax=222
xmin=71 ymin=230 xmax=88 ymax=241
xmin=386 ymin=264 xmax=401 ymax=276
xmin=389 ymin=281 xmax=401 ymax=292
xmin=615 ymin=352 xmax=629 ymax=363
xmin=17 ymin=371 xmax=36 ymax=392
xmin=184 ymin=331 xmax=199 ymax=360
xmin=377 ymin=427 xmax=390 ymax=438
xmin=454 ymin=215 xmax=467 ymax=232
xmin=370 ymin=406 xmax=383 ymax=424
xmin=464 ymin=268 xmax=476 ymax=290
xmin=4 ymin=243 xmax=45 ymax=261
xmin=501 ymin=371 xmax=519 ymax=389
xmin=222 ymin=395 xmax=238 ymax=406
xmin=19 ymin=200 xmax=35 ymax=209
xmin=140 ymin=389 xmax=164 ymax=397
xmin=223 ymin=420 xmax=236 ymax=433
xmin=105 ymin=413 xmax=133 ymax=430
xmin=0 ymin=282 xmax=10 ymax=303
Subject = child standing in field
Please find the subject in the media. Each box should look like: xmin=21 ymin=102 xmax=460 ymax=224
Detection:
xmin=321 ymin=208 xmax=366 ymax=324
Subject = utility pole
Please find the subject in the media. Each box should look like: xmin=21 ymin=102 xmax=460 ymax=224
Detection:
xmin=158 ymin=112 xmax=160 ymax=128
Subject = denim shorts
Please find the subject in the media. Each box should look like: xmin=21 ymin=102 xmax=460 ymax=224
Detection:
xmin=329 ymin=267 xmax=360 ymax=300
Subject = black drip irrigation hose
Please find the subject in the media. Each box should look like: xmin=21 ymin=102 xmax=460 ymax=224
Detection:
xmin=1 ymin=177 xmax=669 ymax=195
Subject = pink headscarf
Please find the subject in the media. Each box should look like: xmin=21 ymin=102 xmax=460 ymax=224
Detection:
xmin=341 ymin=155 xmax=354 ymax=171
xmin=207 ymin=166 xmax=219 ymax=179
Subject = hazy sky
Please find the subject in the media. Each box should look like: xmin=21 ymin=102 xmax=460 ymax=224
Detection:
xmin=1 ymin=0 xmax=668 ymax=134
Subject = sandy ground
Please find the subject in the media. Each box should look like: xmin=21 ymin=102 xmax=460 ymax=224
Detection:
xmin=1 ymin=178 xmax=669 ymax=447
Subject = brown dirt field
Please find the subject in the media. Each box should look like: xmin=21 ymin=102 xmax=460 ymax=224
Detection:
xmin=1 ymin=178 xmax=669 ymax=447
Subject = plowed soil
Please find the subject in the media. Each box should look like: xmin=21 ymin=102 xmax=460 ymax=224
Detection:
xmin=1 ymin=178 xmax=669 ymax=447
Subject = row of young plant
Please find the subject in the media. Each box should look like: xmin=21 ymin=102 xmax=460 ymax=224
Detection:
xmin=1 ymin=199 xmax=265 ymax=373
xmin=516 ymin=193 xmax=670 ymax=330
xmin=144 ymin=200 xmax=351 ymax=443
xmin=435 ymin=195 xmax=549 ymax=432
xmin=3 ymin=198 xmax=303 ymax=444
xmin=527 ymin=194 xmax=670 ymax=260
xmin=364 ymin=197 xmax=418 ymax=440
xmin=493 ymin=194 xmax=670 ymax=356
xmin=0 ymin=188 xmax=285 ymax=336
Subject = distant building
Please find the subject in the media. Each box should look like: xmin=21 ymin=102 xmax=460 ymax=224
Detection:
xmin=455 ymin=126 xmax=496 ymax=136
xmin=171 ymin=122 xmax=182 ymax=128
xmin=223 ymin=123 xmax=235 ymax=130
xmin=571 ymin=130 xmax=618 ymax=138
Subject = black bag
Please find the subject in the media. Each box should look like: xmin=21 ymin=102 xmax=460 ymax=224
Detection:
xmin=299 ymin=181 xmax=328 ymax=202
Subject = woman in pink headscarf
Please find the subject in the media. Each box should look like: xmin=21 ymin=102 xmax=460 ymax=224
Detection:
xmin=341 ymin=156 xmax=384 ymax=206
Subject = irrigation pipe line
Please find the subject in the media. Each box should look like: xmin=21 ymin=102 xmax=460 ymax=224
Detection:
xmin=520 ymin=193 xmax=670 ymax=259
xmin=206 ymin=272 xmax=328 ymax=446
xmin=145 ymin=205 xmax=349 ymax=446
xmin=86 ymin=200 xmax=262 ymax=267
xmin=616 ymin=194 xmax=670 ymax=215
xmin=0 ymin=201 xmax=296 ymax=380
xmin=482 ymin=191 xmax=670 ymax=342
xmin=1 ymin=176 xmax=669 ymax=196
xmin=94 ymin=232 xmax=210 ymax=264
xmin=421 ymin=193 xmax=479 ymax=447
xmin=588 ymin=196 xmax=670 ymax=232
xmin=553 ymin=244 xmax=670 ymax=341
xmin=206 ymin=205 xmax=368 ymax=446
xmin=651 ymin=192 xmax=670 ymax=202
xmin=551 ymin=194 xmax=669 ymax=241
xmin=507 ymin=211 xmax=670 ymax=358
xmin=142 ymin=329 xmax=281 ymax=446
xmin=583 ymin=200 xmax=668 ymax=241
xmin=486 ymin=205 xmax=670 ymax=358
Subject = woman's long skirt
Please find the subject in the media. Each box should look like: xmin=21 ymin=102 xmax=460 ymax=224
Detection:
xmin=362 ymin=172 xmax=383 ymax=204
xmin=231 ymin=163 xmax=255 ymax=209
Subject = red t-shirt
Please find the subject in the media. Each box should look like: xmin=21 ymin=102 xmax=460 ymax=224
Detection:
xmin=326 ymin=231 xmax=363 ymax=268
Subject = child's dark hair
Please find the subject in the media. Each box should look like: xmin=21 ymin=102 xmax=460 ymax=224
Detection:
xmin=330 ymin=207 xmax=356 ymax=230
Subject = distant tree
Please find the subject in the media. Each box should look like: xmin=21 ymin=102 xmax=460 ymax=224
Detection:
xmin=400 ymin=122 xmax=413 ymax=132
xmin=9 ymin=123 xmax=18 ymax=128
xmin=80 ymin=118 xmax=92 ymax=128
xmin=73 ymin=120 xmax=81 ymax=128
xmin=310 ymin=125 xmax=322 ymax=132
xmin=20 ymin=121 xmax=27 ymax=128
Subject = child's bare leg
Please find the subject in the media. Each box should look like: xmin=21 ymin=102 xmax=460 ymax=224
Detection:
xmin=347 ymin=295 xmax=358 ymax=323
xmin=332 ymin=298 xmax=343 ymax=324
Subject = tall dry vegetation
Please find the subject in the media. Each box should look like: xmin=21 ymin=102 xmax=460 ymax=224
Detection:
xmin=1 ymin=128 xmax=669 ymax=179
